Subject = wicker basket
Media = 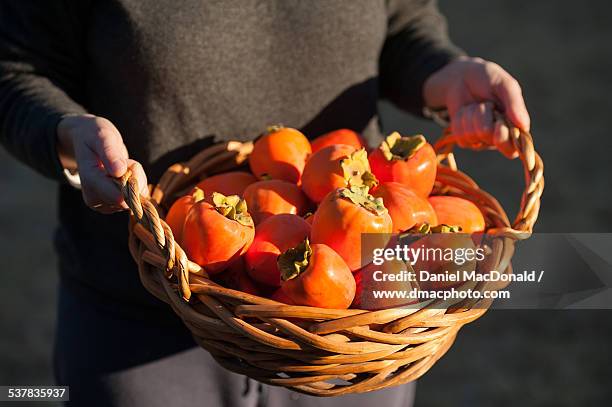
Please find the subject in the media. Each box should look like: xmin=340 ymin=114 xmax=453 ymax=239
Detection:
xmin=117 ymin=114 xmax=543 ymax=396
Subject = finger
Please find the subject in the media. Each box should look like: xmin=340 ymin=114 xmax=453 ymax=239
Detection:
xmin=80 ymin=166 xmax=129 ymax=211
xmin=472 ymin=102 xmax=494 ymax=146
xmin=85 ymin=118 xmax=129 ymax=177
xmin=461 ymin=104 xmax=480 ymax=147
xmin=493 ymin=121 xmax=519 ymax=159
xmin=451 ymin=106 xmax=463 ymax=136
xmin=88 ymin=202 xmax=125 ymax=215
xmin=493 ymin=73 xmax=531 ymax=132
xmin=451 ymin=107 xmax=469 ymax=148
xmin=446 ymin=84 xmax=472 ymax=122
xmin=74 ymin=138 xmax=128 ymax=208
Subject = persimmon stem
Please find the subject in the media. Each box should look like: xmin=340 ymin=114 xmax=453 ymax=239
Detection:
xmin=402 ymin=222 xmax=462 ymax=237
xmin=398 ymin=222 xmax=463 ymax=247
xmin=381 ymin=132 xmax=426 ymax=161
xmin=338 ymin=185 xmax=387 ymax=216
xmin=341 ymin=148 xmax=378 ymax=189
xmin=266 ymin=124 xmax=284 ymax=134
xmin=278 ymin=238 xmax=312 ymax=281
xmin=211 ymin=192 xmax=254 ymax=227
xmin=192 ymin=187 xmax=205 ymax=203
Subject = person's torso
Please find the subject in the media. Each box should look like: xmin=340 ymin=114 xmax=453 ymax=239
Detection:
xmin=59 ymin=0 xmax=392 ymax=311
xmin=85 ymin=0 xmax=388 ymax=178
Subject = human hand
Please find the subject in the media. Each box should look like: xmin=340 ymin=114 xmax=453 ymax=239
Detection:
xmin=423 ymin=56 xmax=530 ymax=158
xmin=56 ymin=114 xmax=148 ymax=214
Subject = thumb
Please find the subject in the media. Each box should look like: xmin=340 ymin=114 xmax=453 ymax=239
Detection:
xmin=86 ymin=119 xmax=129 ymax=177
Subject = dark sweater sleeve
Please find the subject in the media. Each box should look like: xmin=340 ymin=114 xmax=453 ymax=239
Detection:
xmin=379 ymin=0 xmax=465 ymax=116
xmin=0 ymin=1 xmax=88 ymax=181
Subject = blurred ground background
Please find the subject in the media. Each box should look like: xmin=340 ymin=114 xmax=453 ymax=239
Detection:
xmin=1 ymin=0 xmax=611 ymax=406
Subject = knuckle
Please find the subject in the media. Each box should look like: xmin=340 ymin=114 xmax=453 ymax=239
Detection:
xmin=92 ymin=119 xmax=121 ymax=142
xmin=91 ymin=129 xmax=110 ymax=152
xmin=504 ymin=75 xmax=520 ymax=87
xmin=94 ymin=133 xmax=123 ymax=159
xmin=93 ymin=129 xmax=106 ymax=143
xmin=484 ymin=61 xmax=501 ymax=71
xmin=93 ymin=116 xmax=112 ymax=129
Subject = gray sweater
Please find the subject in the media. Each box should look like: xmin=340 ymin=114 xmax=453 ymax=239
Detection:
xmin=0 ymin=0 xmax=461 ymax=313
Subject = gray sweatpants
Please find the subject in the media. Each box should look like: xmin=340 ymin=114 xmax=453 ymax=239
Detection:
xmin=54 ymin=282 xmax=415 ymax=407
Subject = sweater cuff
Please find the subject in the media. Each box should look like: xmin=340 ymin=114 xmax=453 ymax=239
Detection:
xmin=40 ymin=110 xmax=71 ymax=182
xmin=46 ymin=111 xmax=87 ymax=185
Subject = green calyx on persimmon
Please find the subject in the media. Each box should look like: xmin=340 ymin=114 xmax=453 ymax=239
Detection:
xmin=302 ymin=145 xmax=377 ymax=204
xmin=266 ymin=124 xmax=284 ymax=134
xmin=398 ymin=223 xmax=463 ymax=251
xmin=211 ymin=192 xmax=254 ymax=227
xmin=278 ymin=238 xmax=313 ymax=281
xmin=165 ymin=187 xmax=206 ymax=243
xmin=380 ymin=132 xmax=426 ymax=161
xmin=337 ymin=185 xmax=387 ymax=216
xmin=369 ymin=132 xmax=436 ymax=198
xmin=402 ymin=222 xmax=462 ymax=236
xmin=191 ymin=187 xmax=205 ymax=203
xmin=276 ymin=239 xmax=356 ymax=309
xmin=340 ymin=148 xmax=378 ymax=189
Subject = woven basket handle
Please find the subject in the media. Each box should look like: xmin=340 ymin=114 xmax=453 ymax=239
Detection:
xmin=425 ymin=108 xmax=544 ymax=236
xmin=113 ymin=141 xmax=253 ymax=301
xmin=114 ymin=168 xmax=192 ymax=299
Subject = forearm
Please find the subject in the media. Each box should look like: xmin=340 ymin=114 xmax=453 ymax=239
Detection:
xmin=0 ymin=0 xmax=92 ymax=180
xmin=0 ymin=72 xmax=85 ymax=180
xmin=379 ymin=0 xmax=464 ymax=115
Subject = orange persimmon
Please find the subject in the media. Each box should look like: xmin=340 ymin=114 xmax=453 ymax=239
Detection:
xmin=311 ymin=186 xmax=392 ymax=271
xmin=352 ymin=259 xmax=419 ymax=310
xmin=182 ymin=193 xmax=255 ymax=274
xmin=244 ymin=214 xmax=311 ymax=287
xmin=403 ymin=224 xmax=478 ymax=291
xmin=195 ymin=171 xmax=256 ymax=200
xmin=165 ymin=187 xmax=204 ymax=243
xmin=270 ymin=287 xmax=296 ymax=305
xmin=301 ymin=145 xmax=377 ymax=203
xmin=371 ymin=182 xmax=437 ymax=233
xmin=242 ymin=180 xmax=308 ymax=225
xmin=369 ymin=132 xmax=437 ymax=198
xmin=428 ymin=196 xmax=485 ymax=233
xmin=310 ymin=129 xmax=366 ymax=153
xmin=249 ymin=126 xmax=311 ymax=184
xmin=216 ymin=257 xmax=261 ymax=296
xmin=277 ymin=239 xmax=355 ymax=309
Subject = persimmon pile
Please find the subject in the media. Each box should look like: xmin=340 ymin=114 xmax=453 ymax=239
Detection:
xmin=166 ymin=126 xmax=487 ymax=309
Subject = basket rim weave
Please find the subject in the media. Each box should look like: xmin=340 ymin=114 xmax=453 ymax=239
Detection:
xmin=116 ymin=114 xmax=544 ymax=396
